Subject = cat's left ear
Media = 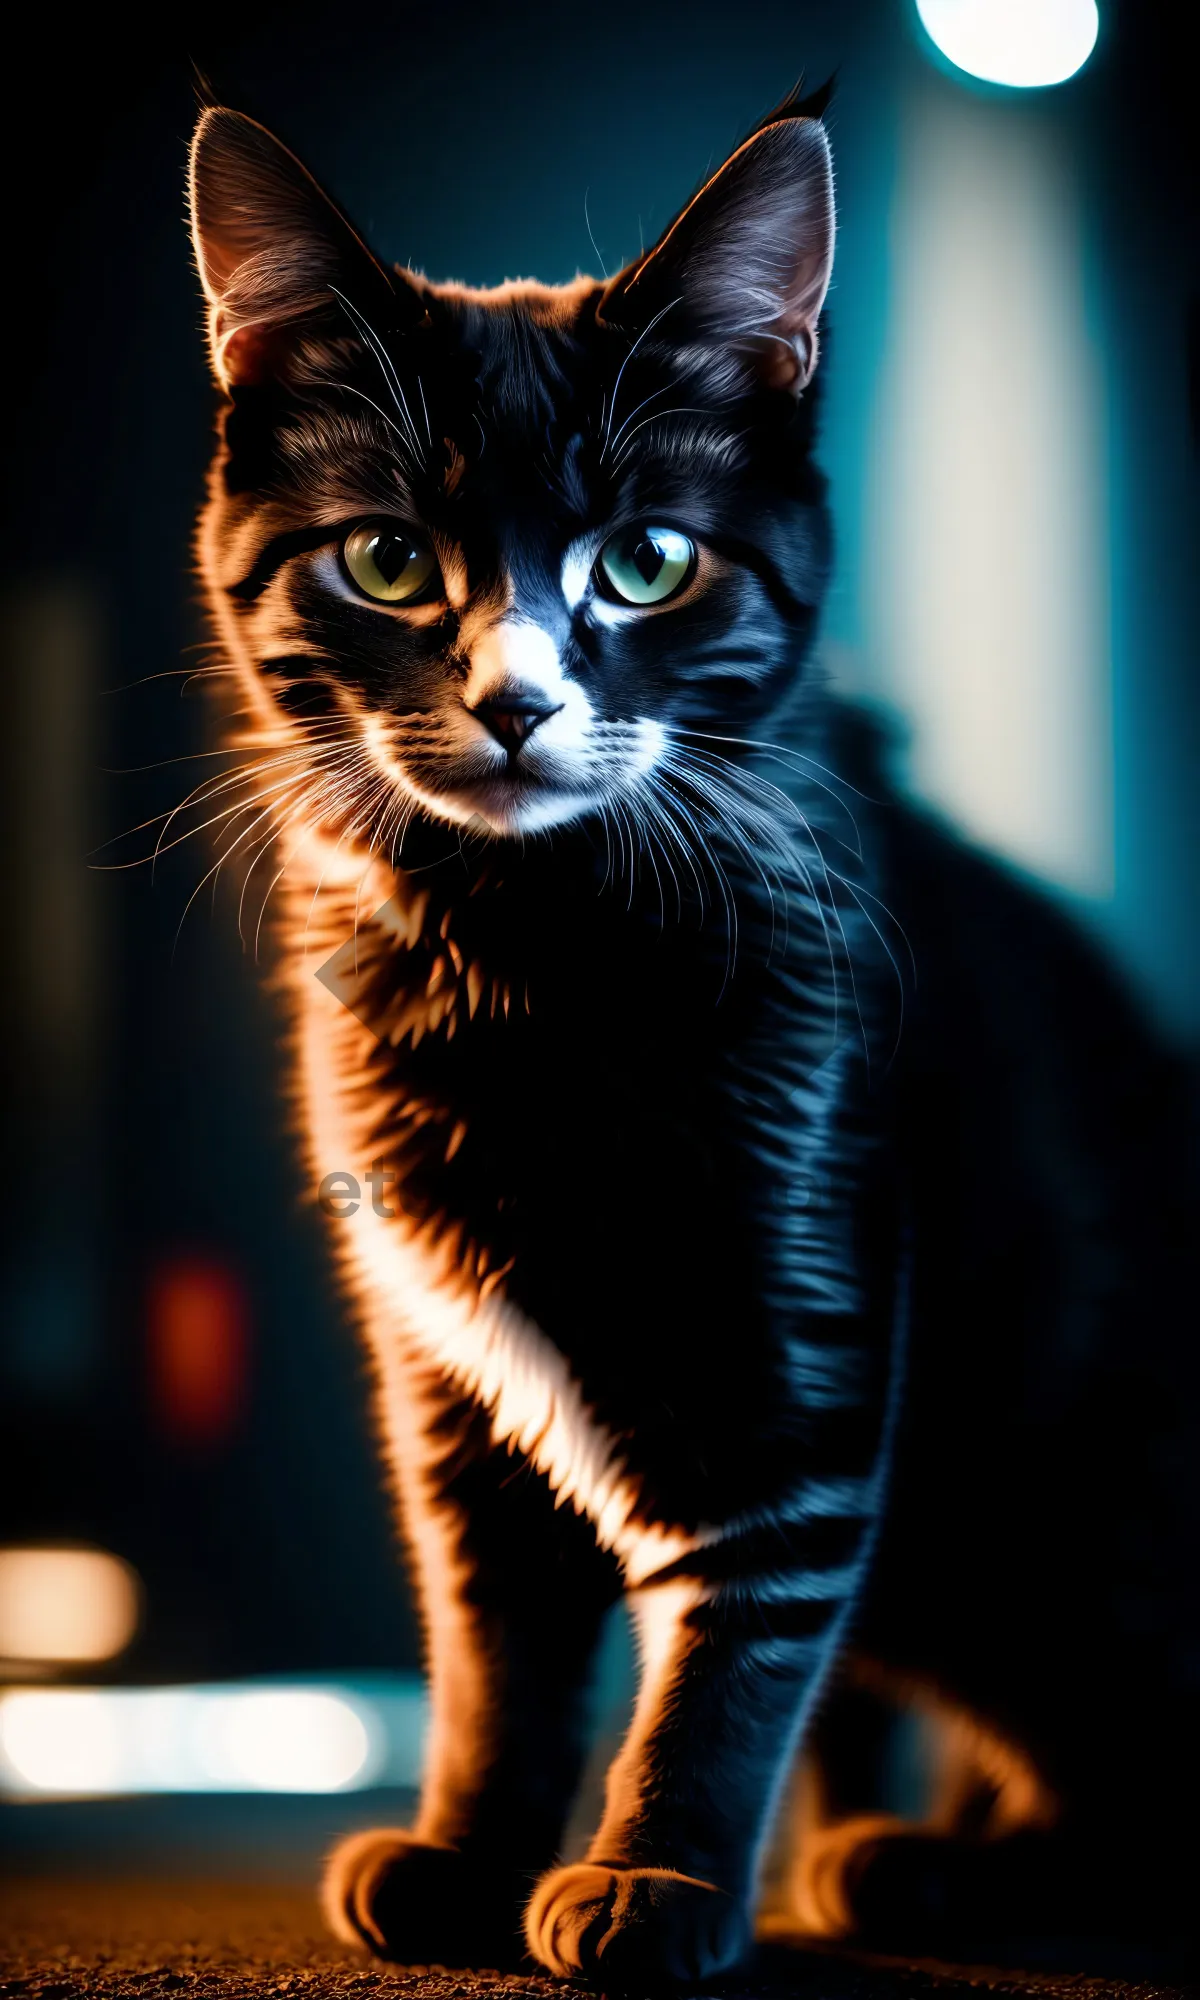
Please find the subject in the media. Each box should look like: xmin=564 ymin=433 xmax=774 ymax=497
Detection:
xmin=600 ymin=99 xmax=835 ymax=395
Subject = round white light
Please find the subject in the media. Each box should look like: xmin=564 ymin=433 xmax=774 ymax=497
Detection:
xmin=0 ymin=1691 xmax=124 ymax=1794
xmin=196 ymin=1689 xmax=374 ymax=1792
xmin=915 ymin=0 xmax=1099 ymax=88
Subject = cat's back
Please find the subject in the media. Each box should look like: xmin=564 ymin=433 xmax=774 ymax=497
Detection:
xmin=843 ymin=710 xmax=1200 ymax=1762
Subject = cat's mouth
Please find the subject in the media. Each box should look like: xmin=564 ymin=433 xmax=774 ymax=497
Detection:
xmin=363 ymin=711 xmax=665 ymax=840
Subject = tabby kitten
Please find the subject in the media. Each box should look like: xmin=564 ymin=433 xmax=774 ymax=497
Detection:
xmin=186 ymin=89 xmax=1197 ymax=1981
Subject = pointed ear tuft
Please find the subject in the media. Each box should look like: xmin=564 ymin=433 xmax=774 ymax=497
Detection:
xmin=189 ymin=61 xmax=219 ymax=113
xmin=187 ymin=107 xmax=397 ymax=392
xmin=750 ymin=72 xmax=837 ymax=134
xmin=600 ymin=111 xmax=835 ymax=397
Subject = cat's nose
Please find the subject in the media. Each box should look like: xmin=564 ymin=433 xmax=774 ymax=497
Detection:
xmin=471 ymin=695 xmax=563 ymax=755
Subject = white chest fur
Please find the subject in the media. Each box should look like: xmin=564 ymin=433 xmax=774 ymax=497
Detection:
xmin=299 ymin=976 xmax=702 ymax=1588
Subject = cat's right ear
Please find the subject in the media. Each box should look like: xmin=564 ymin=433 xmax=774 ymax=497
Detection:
xmin=598 ymin=94 xmax=835 ymax=398
xmin=188 ymin=107 xmax=405 ymax=393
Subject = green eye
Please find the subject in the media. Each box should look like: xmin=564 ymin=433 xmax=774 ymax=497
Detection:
xmin=343 ymin=522 xmax=439 ymax=603
xmin=597 ymin=525 xmax=696 ymax=606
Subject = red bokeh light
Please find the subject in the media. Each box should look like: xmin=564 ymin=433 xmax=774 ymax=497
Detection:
xmin=146 ymin=1260 xmax=250 ymax=1446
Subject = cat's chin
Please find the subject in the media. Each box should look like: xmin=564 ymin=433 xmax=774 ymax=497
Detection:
xmin=412 ymin=772 xmax=607 ymax=839
xmin=465 ymin=789 xmax=605 ymax=838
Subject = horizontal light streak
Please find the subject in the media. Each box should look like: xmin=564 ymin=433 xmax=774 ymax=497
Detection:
xmin=0 ymin=1678 xmax=427 ymax=1799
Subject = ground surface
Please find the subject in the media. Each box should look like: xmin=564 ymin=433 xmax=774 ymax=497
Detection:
xmin=0 ymin=1882 xmax=1194 ymax=2000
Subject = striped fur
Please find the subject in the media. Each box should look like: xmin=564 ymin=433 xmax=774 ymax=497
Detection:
xmin=184 ymin=92 xmax=1198 ymax=1983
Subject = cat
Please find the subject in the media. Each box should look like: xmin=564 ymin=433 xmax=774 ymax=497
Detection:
xmin=184 ymin=85 xmax=1198 ymax=1982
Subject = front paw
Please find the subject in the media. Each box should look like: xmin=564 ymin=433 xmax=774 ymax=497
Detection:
xmin=525 ymin=1863 xmax=750 ymax=1986
xmin=322 ymin=1829 xmax=526 ymax=1967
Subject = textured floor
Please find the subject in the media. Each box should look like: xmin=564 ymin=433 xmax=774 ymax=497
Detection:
xmin=0 ymin=1882 xmax=1194 ymax=2000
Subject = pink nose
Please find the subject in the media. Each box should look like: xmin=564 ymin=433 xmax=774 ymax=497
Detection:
xmin=471 ymin=696 xmax=562 ymax=755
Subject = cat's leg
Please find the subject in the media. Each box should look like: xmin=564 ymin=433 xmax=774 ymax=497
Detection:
xmin=324 ymin=1345 xmax=620 ymax=1966
xmin=525 ymin=1485 xmax=885 ymax=1983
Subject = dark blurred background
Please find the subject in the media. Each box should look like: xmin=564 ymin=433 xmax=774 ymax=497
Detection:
xmin=0 ymin=0 xmax=1195 ymax=1871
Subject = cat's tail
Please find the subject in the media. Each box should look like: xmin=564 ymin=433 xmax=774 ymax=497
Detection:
xmin=761 ymin=1664 xmax=1056 ymax=1941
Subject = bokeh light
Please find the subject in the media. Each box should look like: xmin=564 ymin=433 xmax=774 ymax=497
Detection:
xmin=194 ymin=1688 xmax=375 ymax=1793
xmin=915 ymin=0 xmax=1099 ymax=88
xmin=867 ymin=86 xmax=1112 ymax=898
xmin=0 ymin=1684 xmax=389 ymax=1796
xmin=146 ymin=1259 xmax=250 ymax=1446
xmin=0 ymin=1548 xmax=141 ymax=1666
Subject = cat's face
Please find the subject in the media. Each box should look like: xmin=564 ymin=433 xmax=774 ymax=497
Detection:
xmin=191 ymin=95 xmax=834 ymax=842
